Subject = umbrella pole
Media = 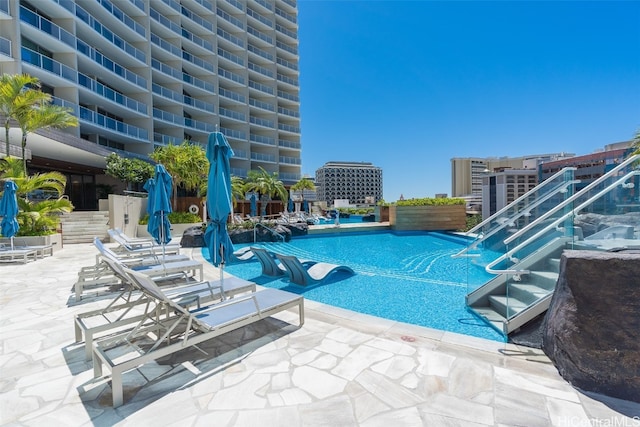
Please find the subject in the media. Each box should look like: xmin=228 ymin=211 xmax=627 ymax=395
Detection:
xmin=219 ymin=245 xmax=226 ymax=301
xmin=10 ymin=236 xmax=14 ymax=251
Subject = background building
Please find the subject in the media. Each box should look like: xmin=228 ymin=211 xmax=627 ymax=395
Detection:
xmin=0 ymin=0 xmax=300 ymax=210
xmin=450 ymin=153 xmax=573 ymax=199
xmin=315 ymin=161 xmax=382 ymax=206
xmin=481 ymin=168 xmax=538 ymax=218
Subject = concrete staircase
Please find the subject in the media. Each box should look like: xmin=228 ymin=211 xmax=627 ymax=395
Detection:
xmin=59 ymin=211 xmax=110 ymax=244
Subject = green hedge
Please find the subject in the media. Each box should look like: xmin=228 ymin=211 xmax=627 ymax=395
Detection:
xmin=139 ymin=211 xmax=202 ymax=225
xmin=395 ymin=197 xmax=465 ymax=206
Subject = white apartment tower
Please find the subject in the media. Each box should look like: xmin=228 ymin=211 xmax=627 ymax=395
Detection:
xmin=0 ymin=0 xmax=300 ymax=210
xmin=315 ymin=161 xmax=383 ymax=206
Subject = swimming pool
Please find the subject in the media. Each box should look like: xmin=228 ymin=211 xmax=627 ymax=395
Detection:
xmin=203 ymin=231 xmax=506 ymax=342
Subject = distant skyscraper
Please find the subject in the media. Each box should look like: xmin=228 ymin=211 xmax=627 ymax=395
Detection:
xmin=0 ymin=0 xmax=300 ymax=209
xmin=315 ymin=161 xmax=383 ymax=205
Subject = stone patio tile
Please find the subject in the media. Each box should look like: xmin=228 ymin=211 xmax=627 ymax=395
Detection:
xmin=416 ymin=348 xmax=456 ymax=377
xmin=545 ymin=396 xmax=592 ymax=426
xmin=353 ymin=392 xmax=391 ymax=423
xmin=447 ymin=358 xmax=493 ymax=399
xmin=298 ymin=395 xmax=358 ymax=427
xmin=235 ymin=406 xmax=302 ymax=427
xmin=419 ymin=394 xmax=494 ymax=425
xmin=315 ymin=337 xmax=353 ymax=358
xmin=331 ymin=345 xmax=393 ymax=381
xmin=494 ymin=366 xmax=581 ymax=403
xmin=361 ymin=407 xmax=423 ymax=427
xmin=292 ymin=365 xmax=347 ymax=399
xmin=371 ymin=355 xmax=416 ymax=380
xmin=208 ymin=373 xmax=271 ymax=409
xmin=366 ymin=336 xmax=417 ymax=356
xmin=355 ymin=370 xmax=424 ymax=408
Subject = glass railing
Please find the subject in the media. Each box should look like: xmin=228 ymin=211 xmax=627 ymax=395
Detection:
xmin=184 ymin=117 xmax=215 ymax=132
xmin=278 ymin=139 xmax=300 ymax=150
xmin=276 ymin=40 xmax=297 ymax=55
xmin=278 ymin=123 xmax=300 ymax=133
xmin=248 ymin=25 xmax=273 ymax=44
xmin=248 ymin=61 xmax=274 ymax=78
xmin=282 ymin=0 xmax=296 ymax=10
xmin=278 ymin=106 xmax=299 ymax=117
xmin=251 ymin=152 xmax=276 ymax=162
xmin=278 ymin=90 xmax=299 ymax=103
xmin=220 ymin=127 xmax=246 ymax=140
xmin=182 ymin=50 xmax=215 ymax=73
xmin=454 ymin=167 xmax=578 ymax=260
xmin=250 ymin=98 xmax=275 ymax=112
xmin=233 ymin=148 xmax=248 ymax=159
xmin=79 ymin=105 xmax=149 ymax=141
xmin=182 ymin=27 xmax=213 ymax=51
xmin=218 ymin=68 xmax=246 ymax=85
xmin=275 ymin=7 xmax=296 ymax=24
xmin=280 ymin=155 xmax=301 ymax=165
xmin=150 ymin=33 xmax=181 ymax=58
xmin=152 ymin=59 xmax=214 ymax=92
xmin=73 ymin=3 xmax=145 ymax=62
xmin=250 ymin=116 xmax=274 ymax=128
xmin=467 ymin=154 xmax=640 ymax=335
xmin=250 ymin=134 xmax=276 ymax=145
xmin=22 ymin=47 xmax=77 ymax=82
xmin=78 ymin=73 xmax=147 ymax=114
xmin=20 ymin=7 xmax=75 ymax=48
xmin=279 ymin=172 xmax=301 ymax=182
xmin=219 ymin=107 xmax=246 ymax=121
xmin=97 ymin=0 xmax=146 ymax=37
xmin=219 ymin=87 xmax=246 ymax=103
xmin=129 ymin=0 xmax=145 ymax=12
xmin=191 ymin=0 xmax=214 ymax=13
xmin=218 ymin=47 xmax=245 ymax=66
xmin=248 ymin=43 xmax=274 ymax=61
xmin=225 ymin=0 xmax=244 ymax=11
xmin=182 ymin=5 xmax=214 ymax=33
xmin=217 ymin=27 xmax=245 ymax=48
xmin=277 ymin=57 xmax=298 ymax=71
xmin=217 ymin=7 xmax=244 ymax=30
xmin=0 ymin=37 xmax=10 ymax=57
xmin=160 ymin=0 xmax=180 ymax=12
xmin=275 ymin=23 xmax=297 ymax=40
xmin=154 ymin=132 xmax=183 ymax=146
xmin=152 ymin=83 xmax=214 ymax=112
xmin=150 ymin=7 xmax=181 ymax=35
xmin=248 ymin=80 xmax=274 ymax=95
xmin=255 ymin=0 xmax=274 ymax=12
xmin=247 ymin=7 xmax=273 ymax=28
xmin=0 ymin=0 xmax=9 ymax=15
xmin=277 ymin=73 xmax=298 ymax=87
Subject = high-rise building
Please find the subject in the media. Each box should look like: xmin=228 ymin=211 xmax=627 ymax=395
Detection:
xmin=450 ymin=153 xmax=573 ymax=198
xmin=481 ymin=168 xmax=538 ymax=219
xmin=315 ymin=161 xmax=383 ymax=206
xmin=0 ymin=0 xmax=300 ymax=210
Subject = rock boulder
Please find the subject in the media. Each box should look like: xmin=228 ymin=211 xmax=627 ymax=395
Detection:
xmin=542 ymin=250 xmax=640 ymax=402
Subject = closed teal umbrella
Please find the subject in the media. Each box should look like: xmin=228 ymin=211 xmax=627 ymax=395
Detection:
xmin=0 ymin=180 xmax=19 ymax=250
xmin=250 ymin=193 xmax=257 ymax=217
xmin=147 ymin=164 xmax=173 ymax=248
xmin=204 ymin=132 xmax=235 ymax=297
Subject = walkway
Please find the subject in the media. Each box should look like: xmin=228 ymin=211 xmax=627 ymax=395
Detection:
xmin=0 ymin=242 xmax=638 ymax=426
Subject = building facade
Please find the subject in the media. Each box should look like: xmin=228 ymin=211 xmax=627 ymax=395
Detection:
xmin=315 ymin=161 xmax=383 ymax=206
xmin=481 ymin=168 xmax=538 ymax=219
xmin=451 ymin=153 xmax=573 ymax=198
xmin=0 ymin=0 xmax=300 ymax=209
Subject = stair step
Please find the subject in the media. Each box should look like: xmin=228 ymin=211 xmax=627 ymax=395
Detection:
xmin=518 ymin=271 xmax=559 ymax=290
xmin=488 ymin=295 xmax=528 ymax=318
xmin=469 ymin=306 xmax=506 ymax=334
xmin=60 ymin=211 xmax=109 ymax=244
xmin=509 ymin=283 xmax=553 ymax=305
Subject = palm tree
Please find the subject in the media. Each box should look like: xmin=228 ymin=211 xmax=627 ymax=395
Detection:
xmin=150 ymin=142 xmax=209 ymax=207
xmin=0 ymin=73 xmax=46 ymax=157
xmin=244 ymin=167 xmax=288 ymax=217
xmin=0 ymin=155 xmax=73 ymax=235
xmin=14 ymin=98 xmax=78 ymax=173
xmin=631 ymin=128 xmax=640 ymax=156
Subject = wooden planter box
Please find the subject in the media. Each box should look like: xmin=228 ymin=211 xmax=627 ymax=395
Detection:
xmin=374 ymin=206 xmax=390 ymax=222
xmin=389 ymin=205 xmax=466 ymax=231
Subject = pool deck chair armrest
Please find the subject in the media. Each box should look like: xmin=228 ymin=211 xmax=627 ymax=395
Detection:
xmin=275 ymin=254 xmax=355 ymax=287
xmin=92 ymin=268 xmax=303 ymax=407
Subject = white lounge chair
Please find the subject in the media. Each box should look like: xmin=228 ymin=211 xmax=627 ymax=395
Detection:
xmin=275 ymin=254 xmax=355 ymax=286
xmin=250 ymin=247 xmax=316 ymax=278
xmin=92 ymin=267 xmax=304 ymax=407
xmin=75 ymin=255 xmax=256 ymax=361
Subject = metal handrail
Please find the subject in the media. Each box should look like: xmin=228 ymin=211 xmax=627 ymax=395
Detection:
xmin=253 ymin=222 xmax=285 ymax=243
xmin=452 ymin=178 xmax=580 ymax=258
xmin=504 ymin=154 xmax=640 ymax=245
xmin=466 ymin=167 xmax=577 ymax=235
xmin=485 ymin=169 xmax=640 ymax=275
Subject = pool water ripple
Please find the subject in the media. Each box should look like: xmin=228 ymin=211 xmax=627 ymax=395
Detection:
xmin=209 ymin=232 xmax=506 ymax=342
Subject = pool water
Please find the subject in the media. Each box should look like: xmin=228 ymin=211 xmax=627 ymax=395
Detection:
xmin=203 ymin=231 xmax=506 ymax=342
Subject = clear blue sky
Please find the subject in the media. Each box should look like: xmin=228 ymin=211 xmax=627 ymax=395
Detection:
xmin=297 ymin=1 xmax=640 ymax=201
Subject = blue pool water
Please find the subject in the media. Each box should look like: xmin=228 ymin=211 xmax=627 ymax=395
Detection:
xmin=202 ymin=231 xmax=506 ymax=342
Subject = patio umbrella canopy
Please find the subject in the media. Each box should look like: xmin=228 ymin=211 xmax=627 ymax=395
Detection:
xmin=204 ymin=131 xmax=235 ymax=273
xmin=288 ymin=198 xmax=294 ymax=213
xmin=0 ymin=180 xmax=20 ymax=250
xmin=146 ymin=164 xmax=173 ymax=246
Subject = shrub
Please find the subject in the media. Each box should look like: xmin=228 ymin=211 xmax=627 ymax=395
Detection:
xmin=395 ymin=197 xmax=465 ymax=206
xmin=139 ymin=211 xmax=202 ymax=225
